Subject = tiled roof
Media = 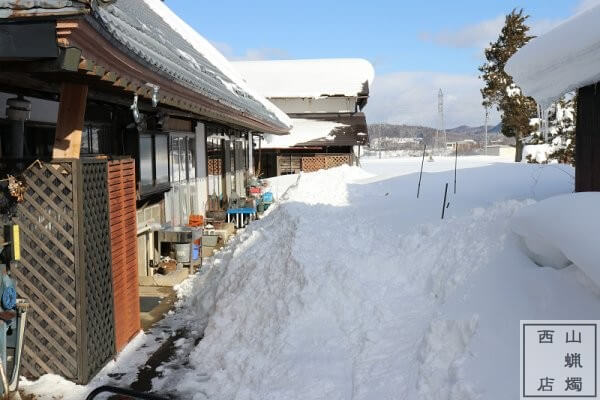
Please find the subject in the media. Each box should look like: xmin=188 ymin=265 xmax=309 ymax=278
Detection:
xmin=90 ymin=0 xmax=290 ymax=131
xmin=0 ymin=0 xmax=291 ymax=132
xmin=0 ymin=0 xmax=87 ymax=17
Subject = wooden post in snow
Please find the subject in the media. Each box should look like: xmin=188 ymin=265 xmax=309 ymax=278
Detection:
xmin=441 ymin=183 xmax=449 ymax=220
xmin=417 ymin=143 xmax=426 ymax=198
xmin=53 ymin=83 xmax=88 ymax=158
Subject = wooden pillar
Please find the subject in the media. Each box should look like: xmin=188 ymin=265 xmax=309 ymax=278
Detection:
xmin=576 ymin=84 xmax=600 ymax=192
xmin=53 ymin=82 xmax=88 ymax=159
xmin=223 ymin=139 xmax=232 ymax=201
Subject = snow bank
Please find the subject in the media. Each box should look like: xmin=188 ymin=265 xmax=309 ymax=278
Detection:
xmin=511 ymin=193 xmax=600 ymax=284
xmin=506 ymin=4 xmax=600 ymax=107
xmin=148 ymin=159 xmax=578 ymax=400
xmin=141 ymin=0 xmax=291 ymax=128
xmin=261 ymin=118 xmax=348 ymax=149
xmin=263 ymin=174 xmax=300 ymax=201
xmin=233 ymin=59 xmax=375 ymax=98
xmin=24 ymin=158 xmax=593 ymax=400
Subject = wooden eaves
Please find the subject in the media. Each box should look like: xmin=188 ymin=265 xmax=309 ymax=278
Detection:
xmin=47 ymin=17 xmax=290 ymax=135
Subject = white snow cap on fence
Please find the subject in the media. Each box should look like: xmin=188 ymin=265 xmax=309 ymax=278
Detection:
xmin=506 ymin=4 xmax=600 ymax=108
xmin=233 ymin=59 xmax=375 ymax=98
xmin=511 ymin=193 xmax=600 ymax=286
xmin=141 ymin=0 xmax=292 ymax=129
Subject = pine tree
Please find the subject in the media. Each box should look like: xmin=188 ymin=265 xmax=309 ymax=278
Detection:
xmin=548 ymin=94 xmax=576 ymax=166
xmin=479 ymin=9 xmax=538 ymax=161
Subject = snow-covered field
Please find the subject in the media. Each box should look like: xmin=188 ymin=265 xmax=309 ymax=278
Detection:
xmin=23 ymin=156 xmax=600 ymax=400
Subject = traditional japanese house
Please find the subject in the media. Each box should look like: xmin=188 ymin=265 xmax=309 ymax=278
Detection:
xmin=234 ymin=59 xmax=374 ymax=177
xmin=0 ymin=0 xmax=290 ymax=383
xmin=506 ymin=6 xmax=600 ymax=191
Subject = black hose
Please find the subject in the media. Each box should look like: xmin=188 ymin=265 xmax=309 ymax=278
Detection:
xmin=85 ymin=385 xmax=169 ymax=400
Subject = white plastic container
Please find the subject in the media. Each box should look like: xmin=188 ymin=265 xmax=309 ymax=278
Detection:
xmin=174 ymin=243 xmax=191 ymax=263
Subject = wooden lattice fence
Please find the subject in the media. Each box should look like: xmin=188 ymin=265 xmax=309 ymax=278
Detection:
xmin=13 ymin=159 xmax=116 ymax=384
xmin=208 ymin=158 xmax=222 ymax=175
xmin=301 ymin=156 xmax=326 ymax=173
xmin=325 ymin=155 xmax=352 ymax=169
xmin=301 ymin=154 xmax=352 ymax=173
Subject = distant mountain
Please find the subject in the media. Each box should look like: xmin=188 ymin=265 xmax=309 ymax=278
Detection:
xmin=446 ymin=123 xmax=502 ymax=135
xmin=367 ymin=122 xmax=511 ymax=150
xmin=369 ymin=123 xmax=502 ymax=138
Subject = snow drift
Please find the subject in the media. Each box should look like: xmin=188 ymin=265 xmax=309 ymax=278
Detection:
xmin=511 ymin=192 xmax=600 ymax=284
xmin=147 ymin=159 xmax=583 ymax=400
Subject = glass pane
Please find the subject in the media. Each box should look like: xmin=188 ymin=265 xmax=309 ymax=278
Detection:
xmin=155 ymin=135 xmax=169 ymax=185
xmin=91 ymin=127 xmax=100 ymax=154
xmin=188 ymin=136 xmax=196 ymax=180
xmin=139 ymin=136 xmax=153 ymax=187
xmin=80 ymin=126 xmax=90 ymax=154
xmin=230 ymin=140 xmax=236 ymax=173
xmin=170 ymin=136 xmax=182 ymax=183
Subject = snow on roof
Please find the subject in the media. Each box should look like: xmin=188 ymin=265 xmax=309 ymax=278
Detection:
xmin=506 ymin=5 xmax=600 ymax=108
xmin=91 ymin=0 xmax=291 ymax=131
xmin=141 ymin=0 xmax=292 ymax=129
xmin=261 ymin=118 xmax=348 ymax=149
xmin=233 ymin=59 xmax=375 ymax=99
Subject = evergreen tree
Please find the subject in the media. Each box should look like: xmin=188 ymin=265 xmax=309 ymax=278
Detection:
xmin=549 ymin=95 xmax=576 ymax=166
xmin=479 ymin=9 xmax=538 ymax=161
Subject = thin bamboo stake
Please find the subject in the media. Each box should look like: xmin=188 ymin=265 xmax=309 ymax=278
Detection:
xmin=442 ymin=183 xmax=449 ymax=220
xmin=417 ymin=143 xmax=426 ymax=198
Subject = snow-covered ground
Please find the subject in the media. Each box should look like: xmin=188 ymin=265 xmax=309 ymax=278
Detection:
xmin=24 ymin=156 xmax=600 ymax=400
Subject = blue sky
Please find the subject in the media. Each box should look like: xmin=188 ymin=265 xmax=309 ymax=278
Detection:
xmin=167 ymin=0 xmax=598 ymax=127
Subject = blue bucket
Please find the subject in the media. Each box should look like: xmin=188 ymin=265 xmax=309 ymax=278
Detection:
xmin=192 ymin=244 xmax=200 ymax=260
xmin=263 ymin=192 xmax=273 ymax=203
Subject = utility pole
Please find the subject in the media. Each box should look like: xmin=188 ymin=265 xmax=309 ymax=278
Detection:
xmin=484 ymin=106 xmax=489 ymax=155
xmin=438 ymin=89 xmax=446 ymax=155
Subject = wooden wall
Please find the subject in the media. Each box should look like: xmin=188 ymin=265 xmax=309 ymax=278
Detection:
xmin=576 ymin=84 xmax=600 ymax=192
xmin=107 ymin=159 xmax=141 ymax=351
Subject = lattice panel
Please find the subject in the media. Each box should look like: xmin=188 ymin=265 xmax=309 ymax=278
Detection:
xmin=208 ymin=158 xmax=222 ymax=175
xmin=14 ymin=161 xmax=80 ymax=380
xmin=81 ymin=159 xmax=115 ymax=382
xmin=107 ymin=159 xmax=140 ymax=352
xmin=301 ymin=155 xmax=351 ymax=173
xmin=13 ymin=159 xmax=117 ymax=384
xmin=325 ymin=155 xmax=351 ymax=169
xmin=301 ymin=156 xmax=326 ymax=172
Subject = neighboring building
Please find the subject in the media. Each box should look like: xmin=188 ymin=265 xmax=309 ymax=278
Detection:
xmin=0 ymin=0 xmax=289 ymax=383
xmin=234 ymin=59 xmax=374 ymax=176
xmin=506 ymin=6 xmax=600 ymax=191
xmin=486 ymin=145 xmax=516 ymax=159
xmin=446 ymin=140 xmax=477 ymax=153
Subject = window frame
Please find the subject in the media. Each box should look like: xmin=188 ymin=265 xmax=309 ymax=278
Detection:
xmin=138 ymin=131 xmax=171 ymax=196
xmin=169 ymin=132 xmax=197 ymax=184
xmin=80 ymin=121 xmax=110 ymax=156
